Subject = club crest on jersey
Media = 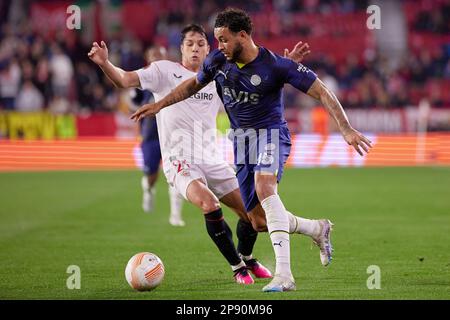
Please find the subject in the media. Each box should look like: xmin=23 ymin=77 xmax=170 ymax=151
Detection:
xmin=172 ymin=159 xmax=190 ymax=174
xmin=250 ymin=74 xmax=261 ymax=86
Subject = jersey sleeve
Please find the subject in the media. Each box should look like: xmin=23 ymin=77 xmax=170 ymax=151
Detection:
xmin=277 ymin=57 xmax=317 ymax=93
xmin=197 ymin=49 xmax=226 ymax=85
xmin=135 ymin=62 xmax=165 ymax=93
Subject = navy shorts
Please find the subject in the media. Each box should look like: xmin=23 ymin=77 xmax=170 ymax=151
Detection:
xmin=232 ymin=125 xmax=292 ymax=212
xmin=141 ymin=139 xmax=161 ymax=175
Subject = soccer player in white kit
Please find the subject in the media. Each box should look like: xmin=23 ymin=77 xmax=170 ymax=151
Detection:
xmin=89 ymin=24 xmax=309 ymax=284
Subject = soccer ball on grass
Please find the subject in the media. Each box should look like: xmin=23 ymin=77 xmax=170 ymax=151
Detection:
xmin=125 ymin=252 xmax=165 ymax=291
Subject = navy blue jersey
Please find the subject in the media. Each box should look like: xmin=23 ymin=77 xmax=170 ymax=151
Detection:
xmin=197 ymin=47 xmax=317 ymax=129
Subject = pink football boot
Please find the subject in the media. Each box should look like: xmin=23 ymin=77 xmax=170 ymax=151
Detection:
xmin=245 ymin=259 xmax=273 ymax=279
xmin=233 ymin=267 xmax=255 ymax=284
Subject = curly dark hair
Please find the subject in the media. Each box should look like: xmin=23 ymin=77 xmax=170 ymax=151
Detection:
xmin=181 ymin=24 xmax=207 ymax=43
xmin=214 ymin=8 xmax=253 ymax=35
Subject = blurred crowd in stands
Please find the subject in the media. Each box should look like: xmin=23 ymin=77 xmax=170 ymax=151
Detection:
xmin=0 ymin=0 xmax=448 ymax=114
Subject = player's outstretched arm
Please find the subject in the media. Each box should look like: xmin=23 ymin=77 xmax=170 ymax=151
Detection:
xmin=88 ymin=41 xmax=140 ymax=89
xmin=130 ymin=76 xmax=205 ymax=122
xmin=307 ymin=78 xmax=372 ymax=156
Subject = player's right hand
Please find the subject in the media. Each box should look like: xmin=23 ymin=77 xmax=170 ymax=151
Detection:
xmin=130 ymin=103 xmax=162 ymax=122
xmin=88 ymin=41 xmax=108 ymax=66
xmin=342 ymin=127 xmax=372 ymax=156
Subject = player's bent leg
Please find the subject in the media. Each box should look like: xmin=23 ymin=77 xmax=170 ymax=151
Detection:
xmin=186 ymin=180 xmax=253 ymax=285
xmin=218 ymin=188 xmax=248 ymax=221
xmin=219 ymin=189 xmax=256 ymax=259
xmin=247 ymin=204 xmax=268 ymax=232
xmin=219 ymin=189 xmax=272 ymax=279
xmin=185 ymin=178 xmax=220 ymax=213
xmin=286 ymin=211 xmax=334 ymax=266
xmin=205 ymin=163 xmax=268 ymax=280
xmin=250 ymin=165 xmax=333 ymax=267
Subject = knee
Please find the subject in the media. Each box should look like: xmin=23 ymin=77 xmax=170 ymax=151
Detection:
xmin=200 ymin=198 xmax=220 ymax=213
xmin=251 ymin=221 xmax=268 ymax=233
xmin=249 ymin=216 xmax=268 ymax=232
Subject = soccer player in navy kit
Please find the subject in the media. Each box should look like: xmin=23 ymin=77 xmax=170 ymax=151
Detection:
xmin=92 ymin=25 xmax=315 ymax=285
xmin=131 ymin=89 xmax=160 ymax=211
xmin=131 ymin=9 xmax=372 ymax=292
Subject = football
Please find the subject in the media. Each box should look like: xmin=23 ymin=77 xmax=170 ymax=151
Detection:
xmin=125 ymin=252 xmax=165 ymax=291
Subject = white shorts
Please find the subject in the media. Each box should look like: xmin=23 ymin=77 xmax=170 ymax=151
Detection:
xmin=165 ymin=159 xmax=239 ymax=200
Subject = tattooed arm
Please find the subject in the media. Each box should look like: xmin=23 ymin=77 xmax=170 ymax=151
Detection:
xmin=130 ymin=76 xmax=206 ymax=121
xmin=306 ymin=78 xmax=372 ymax=156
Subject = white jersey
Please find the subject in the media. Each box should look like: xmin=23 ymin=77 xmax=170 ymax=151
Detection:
xmin=136 ymin=60 xmax=224 ymax=183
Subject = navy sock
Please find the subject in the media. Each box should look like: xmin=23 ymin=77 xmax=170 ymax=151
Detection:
xmin=204 ymin=208 xmax=241 ymax=266
xmin=236 ymin=219 xmax=258 ymax=257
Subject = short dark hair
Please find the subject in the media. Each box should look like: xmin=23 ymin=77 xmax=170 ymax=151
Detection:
xmin=214 ymin=8 xmax=253 ymax=35
xmin=180 ymin=24 xmax=207 ymax=43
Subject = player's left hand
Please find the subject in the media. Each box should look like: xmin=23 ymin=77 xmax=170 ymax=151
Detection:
xmin=284 ymin=41 xmax=311 ymax=63
xmin=342 ymin=127 xmax=373 ymax=156
xmin=130 ymin=103 xmax=161 ymax=122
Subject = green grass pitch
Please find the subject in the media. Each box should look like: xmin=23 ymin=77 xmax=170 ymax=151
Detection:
xmin=0 ymin=167 xmax=449 ymax=299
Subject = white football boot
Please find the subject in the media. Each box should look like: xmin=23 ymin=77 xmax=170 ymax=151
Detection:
xmin=312 ymin=219 xmax=334 ymax=266
xmin=262 ymin=274 xmax=296 ymax=292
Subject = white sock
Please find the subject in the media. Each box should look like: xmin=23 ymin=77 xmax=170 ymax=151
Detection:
xmin=287 ymin=211 xmax=320 ymax=237
xmin=169 ymin=185 xmax=184 ymax=220
xmin=141 ymin=176 xmax=149 ymax=191
xmin=142 ymin=176 xmax=156 ymax=194
xmin=231 ymin=260 xmax=246 ymax=271
xmin=240 ymin=254 xmax=253 ymax=261
xmin=261 ymin=194 xmax=292 ymax=277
